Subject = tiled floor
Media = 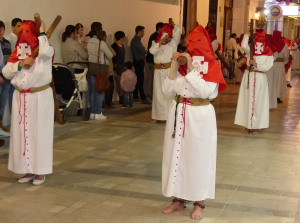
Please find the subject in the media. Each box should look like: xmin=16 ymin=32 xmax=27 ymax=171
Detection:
xmin=1 ymin=72 xmax=300 ymax=223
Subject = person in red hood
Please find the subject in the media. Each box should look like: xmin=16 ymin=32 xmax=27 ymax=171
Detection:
xmin=271 ymin=30 xmax=289 ymax=104
xmin=149 ymin=22 xmax=181 ymax=122
xmin=265 ymin=34 xmax=278 ymax=109
xmin=234 ymin=29 xmax=273 ymax=134
xmin=291 ymin=37 xmax=300 ymax=70
xmin=2 ymin=20 xmax=54 ymax=186
xmin=283 ymin=37 xmax=293 ymax=88
xmin=161 ymin=25 xmax=226 ymax=220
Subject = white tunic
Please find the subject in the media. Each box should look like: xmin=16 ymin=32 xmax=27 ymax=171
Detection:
xmin=234 ymin=34 xmax=273 ymax=129
xmin=274 ymin=44 xmax=289 ymax=98
xmin=2 ymin=36 xmax=54 ymax=175
xmin=266 ymin=65 xmax=277 ymax=109
xmin=291 ymin=44 xmax=300 ymax=70
xmin=162 ymin=58 xmax=219 ymax=201
xmin=150 ymin=25 xmax=181 ymax=121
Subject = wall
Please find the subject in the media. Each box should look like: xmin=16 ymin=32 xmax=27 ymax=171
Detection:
xmin=0 ymin=0 xmax=181 ymax=63
xmin=197 ymin=0 xmax=210 ymax=27
xmin=232 ymin=0 xmax=248 ymax=37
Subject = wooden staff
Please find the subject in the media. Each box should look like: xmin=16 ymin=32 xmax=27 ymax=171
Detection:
xmin=25 ymin=14 xmax=64 ymax=124
xmin=247 ymin=19 xmax=254 ymax=89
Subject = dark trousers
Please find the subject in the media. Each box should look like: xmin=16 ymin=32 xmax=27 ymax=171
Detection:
xmin=105 ymin=75 xmax=114 ymax=106
xmin=123 ymin=91 xmax=133 ymax=107
xmin=133 ymin=60 xmax=146 ymax=100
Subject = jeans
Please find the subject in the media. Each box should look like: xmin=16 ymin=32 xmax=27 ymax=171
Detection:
xmin=87 ymin=75 xmax=105 ymax=114
xmin=123 ymin=91 xmax=133 ymax=107
xmin=0 ymin=74 xmax=10 ymax=119
xmin=133 ymin=60 xmax=146 ymax=100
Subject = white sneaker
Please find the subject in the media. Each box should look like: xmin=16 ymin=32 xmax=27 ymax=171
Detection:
xmin=0 ymin=128 xmax=10 ymax=137
xmin=90 ymin=113 xmax=95 ymax=120
xmin=18 ymin=175 xmax=36 ymax=183
xmin=95 ymin=113 xmax=107 ymax=120
xmin=33 ymin=176 xmax=46 ymax=186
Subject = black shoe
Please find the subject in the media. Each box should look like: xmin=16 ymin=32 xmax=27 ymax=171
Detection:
xmin=141 ymin=99 xmax=150 ymax=104
xmin=287 ymin=84 xmax=292 ymax=88
xmin=277 ymin=98 xmax=283 ymax=104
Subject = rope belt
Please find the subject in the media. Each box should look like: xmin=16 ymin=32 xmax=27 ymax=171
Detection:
xmin=274 ymin=58 xmax=284 ymax=62
xmin=15 ymin=83 xmax=50 ymax=93
xmin=15 ymin=83 xmax=51 ymax=156
xmin=154 ymin=62 xmax=172 ymax=70
xmin=247 ymin=66 xmax=265 ymax=74
xmin=172 ymin=95 xmax=211 ymax=138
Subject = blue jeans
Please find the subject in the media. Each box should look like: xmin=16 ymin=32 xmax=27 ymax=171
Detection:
xmin=123 ymin=91 xmax=133 ymax=107
xmin=9 ymin=84 xmax=14 ymax=113
xmin=0 ymin=74 xmax=10 ymax=119
xmin=87 ymin=75 xmax=105 ymax=114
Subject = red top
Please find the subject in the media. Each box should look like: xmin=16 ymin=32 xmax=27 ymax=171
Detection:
xmin=155 ymin=24 xmax=173 ymax=45
xmin=179 ymin=25 xmax=227 ymax=93
xmin=271 ymin=30 xmax=285 ymax=53
xmin=254 ymin=29 xmax=273 ymax=56
xmin=8 ymin=21 xmax=38 ymax=63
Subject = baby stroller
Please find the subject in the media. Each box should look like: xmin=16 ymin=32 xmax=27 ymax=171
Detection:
xmin=52 ymin=62 xmax=89 ymax=122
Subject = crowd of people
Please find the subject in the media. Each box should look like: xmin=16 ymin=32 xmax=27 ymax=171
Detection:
xmin=0 ymin=16 xmax=299 ymax=221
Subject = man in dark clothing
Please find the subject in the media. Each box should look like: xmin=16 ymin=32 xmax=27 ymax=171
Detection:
xmin=130 ymin=25 xmax=147 ymax=102
xmin=111 ymin=31 xmax=126 ymax=105
xmin=0 ymin=20 xmax=11 ymax=137
xmin=144 ymin=22 xmax=164 ymax=99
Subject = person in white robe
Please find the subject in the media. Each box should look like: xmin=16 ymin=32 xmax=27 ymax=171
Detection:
xmin=265 ymin=34 xmax=277 ymax=109
xmin=271 ymin=31 xmax=289 ymax=104
xmin=161 ymin=25 xmax=226 ymax=220
xmin=234 ymin=29 xmax=273 ymax=133
xmin=2 ymin=20 xmax=54 ymax=185
xmin=149 ymin=23 xmax=181 ymax=122
xmin=291 ymin=37 xmax=300 ymax=70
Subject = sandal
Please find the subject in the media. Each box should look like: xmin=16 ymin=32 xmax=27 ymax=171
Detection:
xmin=193 ymin=202 xmax=205 ymax=209
xmin=172 ymin=198 xmax=187 ymax=208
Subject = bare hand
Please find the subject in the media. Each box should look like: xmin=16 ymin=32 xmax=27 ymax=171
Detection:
xmin=249 ymin=59 xmax=257 ymax=67
xmin=159 ymin=35 xmax=171 ymax=45
xmin=20 ymin=57 xmax=35 ymax=68
xmin=0 ymin=76 xmax=4 ymax=84
xmin=172 ymin=52 xmax=181 ymax=62
xmin=40 ymin=20 xmax=45 ymax=33
xmin=180 ymin=52 xmax=194 ymax=71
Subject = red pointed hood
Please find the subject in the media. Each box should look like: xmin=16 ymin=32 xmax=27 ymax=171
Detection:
xmin=155 ymin=23 xmax=173 ymax=45
xmin=265 ymin=34 xmax=277 ymax=53
xmin=282 ymin=37 xmax=290 ymax=47
xmin=254 ymin=29 xmax=273 ymax=56
xmin=8 ymin=20 xmax=38 ymax=63
xmin=271 ymin=30 xmax=285 ymax=52
xmin=179 ymin=25 xmax=227 ymax=93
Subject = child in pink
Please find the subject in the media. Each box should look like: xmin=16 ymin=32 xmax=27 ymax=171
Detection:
xmin=120 ymin=62 xmax=137 ymax=108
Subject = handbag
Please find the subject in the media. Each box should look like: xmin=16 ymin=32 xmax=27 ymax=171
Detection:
xmin=88 ymin=41 xmax=110 ymax=92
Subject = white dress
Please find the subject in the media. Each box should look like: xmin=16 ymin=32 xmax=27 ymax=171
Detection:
xmin=2 ymin=35 xmax=54 ymax=175
xmin=291 ymin=44 xmax=300 ymax=70
xmin=234 ymin=34 xmax=273 ymax=129
xmin=162 ymin=57 xmax=219 ymax=201
xmin=266 ymin=65 xmax=277 ymax=109
xmin=274 ymin=44 xmax=289 ymax=98
xmin=150 ymin=25 xmax=181 ymax=121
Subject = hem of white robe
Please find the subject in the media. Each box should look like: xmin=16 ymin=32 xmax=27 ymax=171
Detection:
xmin=162 ymin=193 xmax=215 ymax=201
xmin=8 ymin=167 xmax=53 ymax=175
xmin=234 ymin=122 xmax=269 ymax=130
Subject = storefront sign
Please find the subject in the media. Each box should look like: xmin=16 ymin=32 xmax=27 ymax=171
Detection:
xmin=269 ymin=5 xmax=283 ymax=20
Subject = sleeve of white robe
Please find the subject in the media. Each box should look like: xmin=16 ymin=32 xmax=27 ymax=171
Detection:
xmin=170 ymin=25 xmax=182 ymax=49
xmin=38 ymin=35 xmax=54 ymax=60
xmin=149 ymin=41 xmax=160 ymax=56
xmin=185 ymin=69 xmax=219 ymax=99
xmin=255 ymin=55 xmax=274 ymax=72
xmin=2 ymin=62 xmax=19 ymax=80
xmin=162 ymin=76 xmax=177 ymax=97
xmin=282 ymin=44 xmax=289 ymax=64
xmin=241 ymin=34 xmax=250 ymax=55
